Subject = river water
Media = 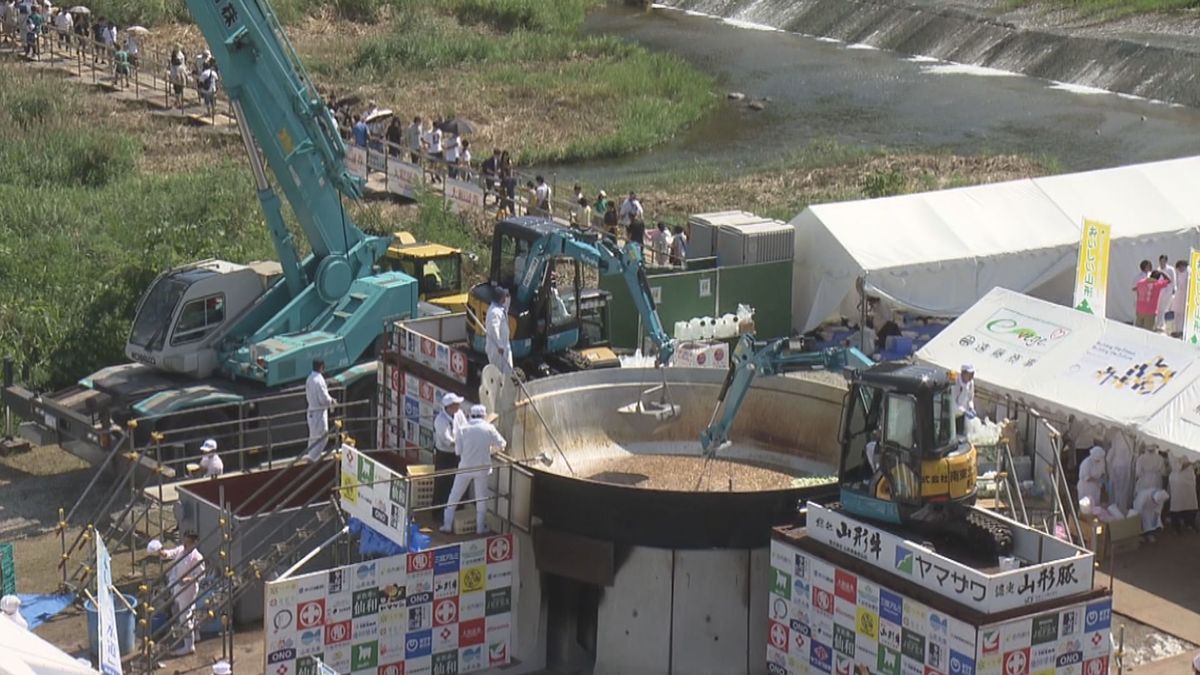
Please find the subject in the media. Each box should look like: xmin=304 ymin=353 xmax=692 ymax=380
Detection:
xmin=553 ymin=4 xmax=1200 ymax=184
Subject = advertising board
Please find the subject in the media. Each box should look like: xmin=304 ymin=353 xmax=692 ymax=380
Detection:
xmin=769 ymin=537 xmax=1111 ymax=675
xmin=806 ymin=503 xmax=1092 ymax=614
xmin=265 ymin=535 xmax=517 ymax=675
xmin=339 ymin=446 xmax=408 ymax=547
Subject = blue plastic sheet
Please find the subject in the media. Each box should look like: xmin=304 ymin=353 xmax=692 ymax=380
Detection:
xmin=347 ymin=517 xmax=430 ymax=559
xmin=18 ymin=592 xmax=75 ymax=630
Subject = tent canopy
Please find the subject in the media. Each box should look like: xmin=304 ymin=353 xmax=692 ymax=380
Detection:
xmin=915 ymin=287 xmax=1200 ymax=459
xmin=0 ymin=616 xmax=98 ymax=675
xmin=790 ymin=156 xmax=1200 ymax=332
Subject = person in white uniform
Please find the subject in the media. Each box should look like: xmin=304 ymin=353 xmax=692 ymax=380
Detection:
xmin=1135 ymin=446 xmax=1167 ymax=493
xmin=0 ymin=595 xmax=27 ymax=630
xmin=161 ymin=531 xmax=205 ymax=656
xmin=199 ymin=438 xmax=224 ymax=477
xmin=441 ymin=404 xmax=506 ymax=535
xmin=304 ymin=359 xmax=334 ymax=461
xmin=952 ymin=364 xmax=976 ymax=436
xmin=433 ymin=393 xmax=466 ymax=507
xmin=1169 ymin=455 xmax=1199 ymax=533
xmin=1106 ymin=430 xmax=1134 ymax=513
xmin=1076 ymin=446 xmax=1106 ymax=509
xmin=1129 ymin=488 xmax=1169 ymax=542
xmin=485 ymin=286 xmax=513 ymax=375
xmin=1172 ymin=259 xmax=1189 ymax=338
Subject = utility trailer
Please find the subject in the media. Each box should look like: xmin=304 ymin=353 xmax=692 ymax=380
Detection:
xmin=767 ymin=502 xmax=1112 ymax=675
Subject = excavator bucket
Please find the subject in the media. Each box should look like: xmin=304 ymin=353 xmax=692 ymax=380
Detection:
xmin=617 ymin=379 xmax=681 ymax=420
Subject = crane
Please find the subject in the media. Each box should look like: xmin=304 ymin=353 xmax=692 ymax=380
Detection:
xmin=1 ymin=0 xmax=421 ymax=455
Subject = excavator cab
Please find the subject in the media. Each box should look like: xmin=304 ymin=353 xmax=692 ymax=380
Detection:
xmin=467 ymin=218 xmax=614 ymax=371
xmin=837 ymin=363 xmax=978 ymax=526
xmin=381 ymin=232 xmax=468 ymax=312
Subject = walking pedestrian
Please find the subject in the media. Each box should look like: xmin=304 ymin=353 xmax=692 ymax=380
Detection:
xmin=352 ymin=113 xmax=369 ymax=148
xmin=481 ymin=148 xmax=500 ymax=203
xmin=669 ymin=224 xmax=687 ymax=266
xmin=1156 ymin=254 xmax=1176 ymax=331
xmin=443 ymin=130 xmax=461 ymax=178
xmin=457 ymin=139 xmax=472 ymax=181
xmin=441 ymin=404 xmax=506 ymax=535
xmin=405 ymin=115 xmax=422 ymax=163
xmin=304 ymin=359 xmax=334 ymax=461
xmin=499 ymin=151 xmax=516 ymax=216
xmin=113 ymin=43 xmax=131 ymax=87
xmin=168 ymin=55 xmax=189 ymax=109
xmin=385 ymin=116 xmax=402 ymax=157
xmin=198 ymin=59 xmax=219 ymax=117
xmin=52 ymin=5 xmax=69 ymax=47
xmin=534 ymin=175 xmax=551 ymax=215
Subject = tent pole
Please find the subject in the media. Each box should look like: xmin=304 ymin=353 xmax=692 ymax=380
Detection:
xmin=859 ymin=273 xmax=869 ymax=353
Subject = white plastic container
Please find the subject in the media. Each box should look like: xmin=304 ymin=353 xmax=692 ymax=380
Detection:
xmin=715 ymin=314 xmax=738 ymax=339
xmin=699 ymin=317 xmax=715 ymax=340
xmin=674 ymin=320 xmax=689 ymax=340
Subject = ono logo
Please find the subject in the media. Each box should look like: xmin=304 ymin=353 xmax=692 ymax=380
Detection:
xmin=1057 ymin=652 xmax=1083 ymax=668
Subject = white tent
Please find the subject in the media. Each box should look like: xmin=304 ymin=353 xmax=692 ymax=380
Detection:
xmin=0 ymin=617 xmax=99 ymax=675
xmin=790 ymin=156 xmax=1200 ymax=332
xmin=916 ymin=287 xmax=1200 ymax=458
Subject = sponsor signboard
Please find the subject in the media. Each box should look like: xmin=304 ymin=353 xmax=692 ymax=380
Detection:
xmin=387 ymin=160 xmax=423 ymax=199
xmin=805 ymin=503 xmax=1092 ymax=614
xmin=445 ymin=177 xmax=486 ymax=214
xmin=770 ymin=537 xmax=1111 ymax=675
xmin=339 ymin=445 xmax=408 ymax=547
xmin=266 ymin=535 xmax=516 ymax=675
xmin=96 ymin=536 xmax=123 ymax=675
xmin=395 ymin=325 xmax=470 ymax=385
xmin=1072 ymin=219 xmax=1111 ymax=317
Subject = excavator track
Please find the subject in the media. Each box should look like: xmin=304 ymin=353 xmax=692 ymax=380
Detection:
xmin=965 ymin=509 xmax=1014 ymax=562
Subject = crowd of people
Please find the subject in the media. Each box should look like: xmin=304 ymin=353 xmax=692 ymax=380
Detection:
xmin=1133 ymin=254 xmax=1191 ymax=337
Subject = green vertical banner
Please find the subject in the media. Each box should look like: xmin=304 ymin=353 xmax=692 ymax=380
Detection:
xmin=0 ymin=542 xmax=14 ymax=596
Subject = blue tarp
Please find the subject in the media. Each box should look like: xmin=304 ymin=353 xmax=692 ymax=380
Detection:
xmin=18 ymin=592 xmax=75 ymax=630
xmin=347 ymin=517 xmax=430 ymax=559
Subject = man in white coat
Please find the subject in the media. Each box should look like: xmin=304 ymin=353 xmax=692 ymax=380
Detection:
xmin=1130 ymin=488 xmax=1169 ymax=542
xmin=441 ymin=405 xmax=506 ymax=535
xmin=1106 ymin=431 xmax=1134 ymax=513
xmin=485 ymin=286 xmax=513 ymax=375
xmin=1076 ymin=446 xmax=1106 ymax=509
xmin=304 ymin=359 xmax=334 ymax=460
xmin=433 ymin=393 xmax=466 ymax=507
xmin=1169 ymin=456 xmax=1199 ymax=533
xmin=952 ymin=364 xmax=976 ymax=436
xmin=1135 ymin=447 xmax=1167 ymax=494
xmin=1172 ymin=259 xmax=1190 ymax=338
xmin=161 ymin=531 xmax=205 ymax=656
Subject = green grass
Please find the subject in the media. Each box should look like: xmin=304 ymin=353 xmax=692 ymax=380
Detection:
xmin=1006 ymin=0 xmax=1200 ymax=16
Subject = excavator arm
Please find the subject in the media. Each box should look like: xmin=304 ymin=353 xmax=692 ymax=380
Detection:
xmin=700 ymin=334 xmax=873 ymax=456
xmin=515 ymin=230 xmax=674 ymax=367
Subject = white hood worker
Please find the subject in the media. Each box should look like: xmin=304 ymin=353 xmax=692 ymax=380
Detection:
xmin=304 ymin=358 xmax=334 ymax=461
xmin=442 ymin=404 xmax=506 ymax=535
xmin=1076 ymin=446 xmax=1106 ymax=509
xmin=1130 ymin=488 xmax=1169 ymax=542
xmin=1168 ymin=455 xmax=1199 ymax=533
xmin=1106 ymin=430 xmax=1134 ymax=513
xmin=1135 ymin=446 xmax=1167 ymax=494
xmin=952 ymin=364 xmax=976 ymax=436
xmin=485 ymin=286 xmax=513 ymax=375
xmin=199 ymin=438 xmax=223 ymax=477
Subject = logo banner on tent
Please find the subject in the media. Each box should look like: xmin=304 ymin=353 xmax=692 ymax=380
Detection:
xmin=1185 ymin=250 xmax=1200 ymax=346
xmin=96 ymin=536 xmax=122 ymax=675
xmin=1073 ymin=218 xmax=1111 ymax=316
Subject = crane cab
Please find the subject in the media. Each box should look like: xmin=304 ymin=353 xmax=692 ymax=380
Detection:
xmin=837 ymin=362 xmax=977 ymax=526
xmin=466 ymin=217 xmax=617 ymax=371
xmin=125 ymin=260 xmax=279 ymax=379
xmin=381 ymin=232 xmax=468 ymax=313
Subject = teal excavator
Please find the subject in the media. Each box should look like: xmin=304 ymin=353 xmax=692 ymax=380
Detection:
xmin=2 ymin=0 xmax=418 ymax=449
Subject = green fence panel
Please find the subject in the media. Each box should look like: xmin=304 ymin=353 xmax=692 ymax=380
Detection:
xmin=715 ymin=261 xmax=793 ymax=339
xmin=601 ymin=268 xmax=719 ymax=349
xmin=0 ymin=542 xmax=14 ymax=596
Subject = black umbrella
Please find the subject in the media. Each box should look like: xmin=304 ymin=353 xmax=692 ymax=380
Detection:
xmin=440 ymin=118 xmax=478 ymax=136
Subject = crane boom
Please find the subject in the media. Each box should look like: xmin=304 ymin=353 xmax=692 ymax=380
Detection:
xmin=177 ymin=0 xmax=417 ymax=385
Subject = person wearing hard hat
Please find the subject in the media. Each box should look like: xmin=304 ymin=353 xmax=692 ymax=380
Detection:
xmin=952 ymin=364 xmax=976 ymax=436
xmin=433 ymin=393 xmax=466 ymax=507
xmin=0 ymin=595 xmax=27 ymax=630
xmin=442 ymin=404 xmax=506 ymax=535
xmin=199 ymin=438 xmax=223 ymax=477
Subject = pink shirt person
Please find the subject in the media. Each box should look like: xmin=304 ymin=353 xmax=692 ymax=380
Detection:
xmin=1136 ymin=276 xmax=1171 ymax=316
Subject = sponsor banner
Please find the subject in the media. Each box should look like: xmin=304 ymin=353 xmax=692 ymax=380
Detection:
xmin=771 ymin=537 xmax=1112 ymax=675
xmin=266 ymin=535 xmax=516 ymax=675
xmin=1058 ymin=335 xmax=1195 ymax=406
xmin=346 ymin=146 xmax=368 ymax=180
xmin=445 ymin=177 xmax=486 ymax=214
xmin=367 ymin=148 xmax=387 ymax=174
xmin=396 ymin=324 xmax=470 ymax=385
xmin=387 ymin=160 xmax=423 ymax=199
xmin=1072 ymin=219 xmax=1111 ymax=317
xmin=1185 ymin=250 xmax=1200 ymax=346
xmin=672 ymin=340 xmax=730 ymax=369
xmin=806 ymin=503 xmax=1092 ymax=614
xmin=96 ymin=536 xmax=123 ymax=675
xmin=339 ymin=445 xmax=408 ymax=547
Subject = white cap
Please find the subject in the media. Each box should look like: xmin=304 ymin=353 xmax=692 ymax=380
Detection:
xmin=201 ymin=438 xmax=217 ymax=453
xmin=212 ymin=661 xmax=232 ymax=675
xmin=961 ymin=364 xmax=975 ymax=373
xmin=441 ymin=393 xmax=464 ymax=408
xmin=0 ymin=595 xmax=20 ymax=614
xmin=469 ymin=404 xmax=487 ymax=419
xmin=147 ymin=539 xmax=163 ymax=554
